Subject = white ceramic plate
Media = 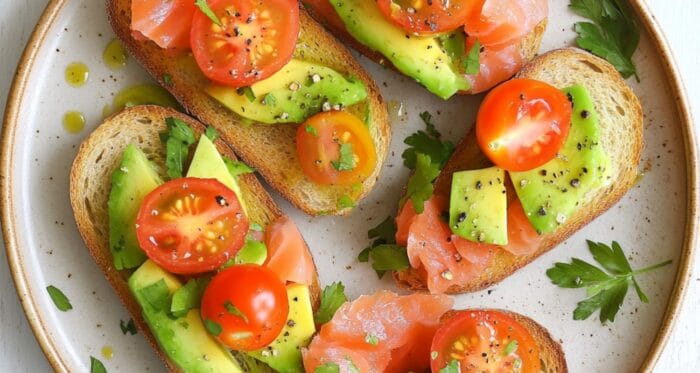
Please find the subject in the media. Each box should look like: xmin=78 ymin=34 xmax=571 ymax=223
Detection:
xmin=2 ymin=0 xmax=696 ymax=372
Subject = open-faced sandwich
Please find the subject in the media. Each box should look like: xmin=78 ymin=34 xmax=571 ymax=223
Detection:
xmin=108 ymin=0 xmax=391 ymax=216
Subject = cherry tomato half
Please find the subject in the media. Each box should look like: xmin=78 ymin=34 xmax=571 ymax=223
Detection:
xmin=135 ymin=177 xmax=248 ymax=274
xmin=296 ymin=111 xmax=377 ymax=186
xmin=190 ymin=0 xmax=299 ymax=87
xmin=377 ymin=0 xmax=481 ymax=35
xmin=200 ymin=264 xmax=289 ymax=351
xmin=430 ymin=310 xmax=541 ymax=372
xmin=476 ymin=78 xmax=572 ymax=172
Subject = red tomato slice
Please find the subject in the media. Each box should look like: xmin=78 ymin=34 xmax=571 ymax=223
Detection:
xmin=131 ymin=0 xmax=196 ymax=49
xmin=264 ymin=216 xmax=316 ymax=286
xmin=431 ymin=310 xmax=541 ymax=372
xmin=135 ymin=177 xmax=248 ymax=275
xmin=376 ymin=0 xmax=481 ymax=35
xmin=190 ymin=0 xmax=299 ymax=87
xmin=200 ymin=264 xmax=289 ymax=351
xmin=296 ymin=111 xmax=377 ymax=186
xmin=476 ymin=78 xmax=572 ymax=172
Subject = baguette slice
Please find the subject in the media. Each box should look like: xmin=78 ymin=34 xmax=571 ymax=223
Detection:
xmin=70 ymin=105 xmax=321 ymax=371
xmin=395 ymin=48 xmax=644 ymax=293
xmin=107 ymin=0 xmax=390 ymax=216
xmin=302 ymin=1 xmax=547 ymax=95
xmin=440 ymin=309 xmax=568 ymax=372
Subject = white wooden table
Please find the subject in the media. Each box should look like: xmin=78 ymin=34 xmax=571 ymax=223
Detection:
xmin=0 ymin=0 xmax=698 ymax=371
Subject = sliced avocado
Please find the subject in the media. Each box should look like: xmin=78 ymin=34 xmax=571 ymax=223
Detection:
xmin=206 ymin=59 xmax=367 ymax=124
xmin=234 ymin=239 xmax=268 ymax=265
xmin=509 ymin=85 xmax=612 ymax=234
xmin=187 ymin=135 xmax=248 ymax=213
xmin=449 ymin=167 xmax=508 ymax=245
xmin=248 ymin=284 xmax=316 ymax=373
xmin=128 ymin=260 xmax=243 ymax=372
xmin=108 ymin=145 xmax=162 ymax=270
xmin=331 ymin=0 xmax=470 ymax=99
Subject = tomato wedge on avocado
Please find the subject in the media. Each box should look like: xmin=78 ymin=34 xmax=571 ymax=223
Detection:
xmin=376 ymin=0 xmax=481 ymax=34
xmin=476 ymin=78 xmax=572 ymax=172
xmin=296 ymin=111 xmax=377 ymax=186
xmin=190 ymin=0 xmax=300 ymax=87
xmin=431 ymin=310 xmax=541 ymax=372
xmin=135 ymin=177 xmax=248 ymax=274
xmin=201 ymin=264 xmax=289 ymax=351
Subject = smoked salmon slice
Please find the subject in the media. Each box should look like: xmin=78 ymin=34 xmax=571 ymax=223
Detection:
xmin=131 ymin=0 xmax=196 ymax=49
xmin=264 ymin=216 xmax=316 ymax=286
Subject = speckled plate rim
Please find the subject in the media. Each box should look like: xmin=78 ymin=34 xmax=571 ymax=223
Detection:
xmin=1 ymin=0 xmax=696 ymax=372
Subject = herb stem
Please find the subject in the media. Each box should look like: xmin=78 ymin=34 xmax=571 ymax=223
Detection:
xmin=632 ymin=259 xmax=673 ymax=276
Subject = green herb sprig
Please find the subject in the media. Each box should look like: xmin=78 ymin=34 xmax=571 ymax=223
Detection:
xmin=313 ymin=282 xmax=348 ymax=325
xmin=358 ymin=216 xmax=409 ymax=278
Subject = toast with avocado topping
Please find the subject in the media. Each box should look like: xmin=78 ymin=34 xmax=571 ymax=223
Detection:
xmin=394 ymin=48 xmax=643 ymax=293
xmin=107 ymin=0 xmax=390 ymax=216
xmin=70 ymin=105 xmax=321 ymax=371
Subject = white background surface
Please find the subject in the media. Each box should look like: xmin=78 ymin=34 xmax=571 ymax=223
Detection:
xmin=0 ymin=0 xmax=697 ymax=372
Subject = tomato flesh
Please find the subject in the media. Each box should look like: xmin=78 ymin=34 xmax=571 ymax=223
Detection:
xmin=135 ymin=177 xmax=248 ymax=275
xmin=377 ymin=0 xmax=481 ymax=34
xmin=296 ymin=111 xmax=377 ymax=186
xmin=476 ymin=78 xmax=572 ymax=172
xmin=190 ymin=0 xmax=300 ymax=87
xmin=431 ymin=310 xmax=541 ymax=372
xmin=200 ymin=264 xmax=289 ymax=351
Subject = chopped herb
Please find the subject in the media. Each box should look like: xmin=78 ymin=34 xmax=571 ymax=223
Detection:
xmin=224 ymin=157 xmax=255 ymax=178
xmin=194 ymin=0 xmax=222 ymax=26
xmin=569 ymin=0 xmax=640 ymax=80
xmin=369 ymin=245 xmax=410 ymax=272
xmin=338 ymin=195 xmax=355 ymax=209
xmin=348 ymin=361 xmax=361 ymax=373
xmin=365 ymin=333 xmax=379 ymax=345
xmin=138 ymin=279 xmax=171 ymax=313
xmin=90 ymin=356 xmax=107 ymax=373
xmin=503 ymin=340 xmax=519 ymax=355
xmin=314 ymin=282 xmax=347 ymax=325
xmin=262 ymin=93 xmax=277 ymax=106
xmin=464 ymin=39 xmax=481 ymax=75
xmin=250 ymin=223 xmax=263 ymax=231
xmin=305 ymin=124 xmax=318 ymax=137
xmin=204 ymin=319 xmax=223 ymax=336
xmin=546 ymin=240 xmax=672 ymax=323
xmin=163 ymin=74 xmax=173 ymax=85
xmin=359 ymin=216 xmax=399 ymax=276
xmin=402 ymin=112 xmax=455 ymax=170
xmin=205 ymin=126 xmax=219 ymax=141
xmin=162 ymin=117 xmax=196 ymax=179
xmin=119 ymin=319 xmax=137 ymax=335
xmin=439 ymin=360 xmax=460 ymax=373
xmin=403 ymin=153 xmax=441 ymax=214
xmin=314 ymin=363 xmax=340 ymax=373
xmin=46 ymin=285 xmax=72 ymax=312
xmin=331 ymin=143 xmax=356 ymax=171
xmin=224 ymin=301 xmax=249 ymax=323
xmin=238 ymin=86 xmax=256 ymax=102
xmin=171 ymin=277 xmax=211 ymax=317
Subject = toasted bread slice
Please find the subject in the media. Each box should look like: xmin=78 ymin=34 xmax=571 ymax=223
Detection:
xmin=302 ymin=1 xmax=547 ymax=95
xmin=395 ymin=48 xmax=644 ymax=293
xmin=69 ymin=105 xmax=321 ymax=371
xmin=107 ymin=0 xmax=390 ymax=216
xmin=440 ymin=309 xmax=568 ymax=372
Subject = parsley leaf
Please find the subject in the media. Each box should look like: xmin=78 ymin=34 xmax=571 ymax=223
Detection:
xmin=305 ymin=124 xmax=318 ymax=136
xmin=337 ymin=194 xmax=356 ymax=209
xmin=314 ymin=282 xmax=347 ymax=325
xmin=90 ymin=356 xmax=107 ymax=373
xmin=119 ymin=319 xmax=137 ymax=335
xmin=369 ymin=245 xmax=410 ymax=272
xmin=138 ymin=279 xmax=171 ymax=313
xmin=238 ymin=87 xmax=257 ymax=102
xmin=464 ymin=40 xmax=481 ymax=75
xmin=314 ymin=363 xmax=340 ymax=373
xmin=224 ymin=157 xmax=254 ymax=178
xmin=262 ymin=93 xmax=277 ymax=106
xmin=403 ymin=153 xmax=441 ymax=214
xmin=194 ymin=0 xmax=221 ymax=26
xmin=365 ymin=333 xmax=379 ymax=345
xmin=402 ymin=111 xmax=455 ymax=170
xmin=439 ymin=31 xmax=480 ymax=75
xmin=171 ymin=277 xmax=211 ymax=317
xmin=546 ymin=240 xmax=671 ymax=323
xmin=46 ymin=285 xmax=72 ymax=312
xmin=205 ymin=126 xmax=219 ymax=142
xmin=204 ymin=319 xmax=223 ymax=336
xmin=162 ymin=117 xmax=196 ymax=179
xmin=224 ymin=300 xmax=249 ymax=323
xmin=359 ymin=216 xmax=401 ymax=277
xmin=440 ymin=360 xmax=460 ymax=373
xmin=331 ymin=143 xmax=356 ymax=171
xmin=569 ymin=0 xmax=640 ymax=80
xmin=503 ymin=340 xmax=519 ymax=355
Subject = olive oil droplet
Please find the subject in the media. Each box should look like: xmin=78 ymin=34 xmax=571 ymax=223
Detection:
xmin=65 ymin=62 xmax=89 ymax=87
xmin=63 ymin=111 xmax=85 ymax=134
xmin=101 ymin=345 xmax=114 ymax=360
xmin=103 ymin=39 xmax=128 ymax=70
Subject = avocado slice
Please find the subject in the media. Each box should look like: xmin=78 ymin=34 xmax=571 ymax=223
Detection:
xmin=108 ymin=145 xmax=162 ymax=270
xmin=186 ymin=135 xmax=248 ymax=213
xmin=248 ymin=284 xmax=316 ymax=373
xmin=449 ymin=167 xmax=508 ymax=245
xmin=207 ymin=59 xmax=367 ymax=124
xmin=330 ymin=0 xmax=470 ymax=99
xmin=128 ymin=260 xmax=244 ymax=372
xmin=509 ymin=85 xmax=612 ymax=234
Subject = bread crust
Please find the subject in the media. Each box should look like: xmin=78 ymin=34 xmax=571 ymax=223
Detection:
xmin=69 ymin=105 xmax=321 ymax=372
xmin=394 ymin=48 xmax=644 ymax=293
xmin=107 ymin=0 xmax=391 ymax=216
xmin=439 ymin=309 xmax=568 ymax=372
